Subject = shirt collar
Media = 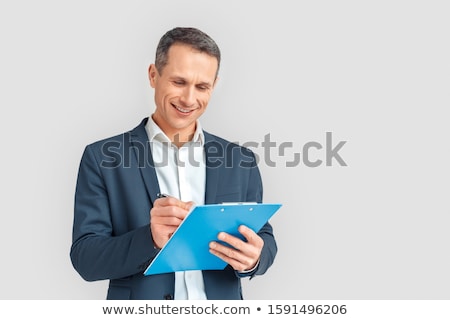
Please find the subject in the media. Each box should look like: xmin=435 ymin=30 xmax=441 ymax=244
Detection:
xmin=145 ymin=115 xmax=205 ymax=146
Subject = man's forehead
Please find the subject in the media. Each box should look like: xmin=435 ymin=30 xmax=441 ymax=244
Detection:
xmin=164 ymin=45 xmax=218 ymax=81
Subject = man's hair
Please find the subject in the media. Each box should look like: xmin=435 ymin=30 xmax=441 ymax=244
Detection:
xmin=155 ymin=27 xmax=221 ymax=78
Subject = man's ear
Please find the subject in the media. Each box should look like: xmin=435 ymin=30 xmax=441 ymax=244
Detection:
xmin=148 ymin=64 xmax=158 ymax=88
xmin=213 ymin=76 xmax=220 ymax=89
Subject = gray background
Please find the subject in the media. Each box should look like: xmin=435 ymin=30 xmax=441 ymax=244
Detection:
xmin=1 ymin=0 xmax=449 ymax=299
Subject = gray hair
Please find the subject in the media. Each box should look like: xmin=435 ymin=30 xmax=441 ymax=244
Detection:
xmin=155 ymin=27 xmax=221 ymax=78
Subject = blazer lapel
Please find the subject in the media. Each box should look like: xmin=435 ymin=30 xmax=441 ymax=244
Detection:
xmin=129 ymin=117 xmax=161 ymax=206
xmin=204 ymin=131 xmax=220 ymax=204
xmin=129 ymin=121 xmax=221 ymax=205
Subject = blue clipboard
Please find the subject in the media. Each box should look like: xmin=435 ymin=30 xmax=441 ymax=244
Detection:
xmin=144 ymin=202 xmax=282 ymax=276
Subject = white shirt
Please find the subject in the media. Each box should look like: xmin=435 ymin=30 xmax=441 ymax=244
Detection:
xmin=145 ymin=115 xmax=207 ymax=300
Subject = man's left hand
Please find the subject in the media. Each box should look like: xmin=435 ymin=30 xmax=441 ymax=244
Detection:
xmin=209 ymin=225 xmax=263 ymax=272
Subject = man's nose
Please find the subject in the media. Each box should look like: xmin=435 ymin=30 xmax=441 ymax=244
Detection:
xmin=180 ymin=86 xmax=196 ymax=108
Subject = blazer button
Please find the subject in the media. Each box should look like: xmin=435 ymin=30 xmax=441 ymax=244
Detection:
xmin=164 ymin=294 xmax=173 ymax=300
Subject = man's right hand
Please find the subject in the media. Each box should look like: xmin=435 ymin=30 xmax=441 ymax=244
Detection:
xmin=150 ymin=197 xmax=194 ymax=249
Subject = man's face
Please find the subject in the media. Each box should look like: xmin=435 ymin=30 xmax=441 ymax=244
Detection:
xmin=149 ymin=43 xmax=218 ymax=139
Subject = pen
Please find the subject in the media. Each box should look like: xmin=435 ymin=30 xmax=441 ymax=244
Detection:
xmin=157 ymin=193 xmax=170 ymax=199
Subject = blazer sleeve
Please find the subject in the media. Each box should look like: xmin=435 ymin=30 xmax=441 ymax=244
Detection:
xmin=240 ymin=151 xmax=278 ymax=278
xmin=70 ymin=145 xmax=159 ymax=281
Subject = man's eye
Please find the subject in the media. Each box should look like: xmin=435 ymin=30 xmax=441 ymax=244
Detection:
xmin=173 ymin=81 xmax=185 ymax=85
xmin=197 ymin=86 xmax=208 ymax=91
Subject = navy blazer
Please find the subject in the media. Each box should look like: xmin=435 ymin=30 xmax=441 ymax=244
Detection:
xmin=70 ymin=118 xmax=277 ymax=300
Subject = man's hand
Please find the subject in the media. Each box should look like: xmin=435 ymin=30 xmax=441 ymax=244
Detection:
xmin=150 ymin=197 xmax=193 ymax=249
xmin=208 ymin=225 xmax=264 ymax=272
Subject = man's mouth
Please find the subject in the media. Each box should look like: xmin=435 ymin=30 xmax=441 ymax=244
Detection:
xmin=172 ymin=103 xmax=195 ymax=114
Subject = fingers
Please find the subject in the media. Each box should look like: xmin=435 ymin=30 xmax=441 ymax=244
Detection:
xmin=152 ymin=198 xmax=193 ymax=220
xmin=209 ymin=225 xmax=264 ymax=272
xmin=150 ymin=197 xmax=194 ymax=249
xmin=237 ymin=225 xmax=263 ymax=247
xmin=154 ymin=197 xmax=194 ymax=211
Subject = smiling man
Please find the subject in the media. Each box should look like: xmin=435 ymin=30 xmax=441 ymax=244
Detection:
xmin=70 ymin=27 xmax=277 ymax=300
xmin=149 ymin=43 xmax=216 ymax=146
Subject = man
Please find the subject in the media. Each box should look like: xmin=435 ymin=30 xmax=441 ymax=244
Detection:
xmin=70 ymin=27 xmax=277 ymax=300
